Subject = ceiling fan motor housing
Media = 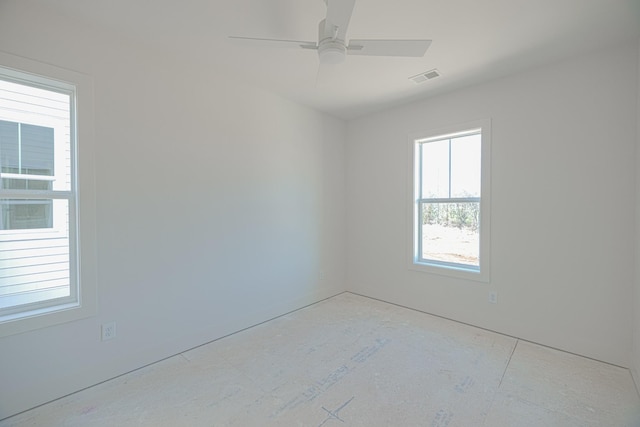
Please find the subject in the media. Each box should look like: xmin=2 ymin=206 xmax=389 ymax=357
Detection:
xmin=318 ymin=38 xmax=346 ymax=64
xmin=318 ymin=18 xmax=346 ymax=64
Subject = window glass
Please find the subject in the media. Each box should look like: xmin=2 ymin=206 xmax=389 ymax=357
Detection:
xmin=0 ymin=72 xmax=75 ymax=315
xmin=0 ymin=199 xmax=54 ymax=230
xmin=0 ymin=120 xmax=19 ymax=173
xmin=421 ymin=139 xmax=449 ymax=199
xmin=411 ymin=121 xmax=490 ymax=281
xmin=421 ymin=202 xmax=480 ymax=266
xmin=450 ymin=134 xmax=481 ymax=198
xmin=18 ymin=123 xmax=55 ymax=176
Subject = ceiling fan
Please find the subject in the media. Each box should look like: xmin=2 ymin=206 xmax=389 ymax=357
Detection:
xmin=229 ymin=0 xmax=431 ymax=65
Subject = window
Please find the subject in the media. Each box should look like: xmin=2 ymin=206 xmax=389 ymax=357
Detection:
xmin=0 ymin=52 xmax=96 ymax=336
xmin=1 ymin=121 xmax=56 ymax=229
xmin=409 ymin=120 xmax=490 ymax=281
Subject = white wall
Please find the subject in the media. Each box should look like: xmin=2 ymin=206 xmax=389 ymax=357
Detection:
xmin=0 ymin=0 xmax=637 ymax=419
xmin=347 ymin=42 xmax=638 ymax=368
xmin=0 ymin=2 xmax=346 ymax=419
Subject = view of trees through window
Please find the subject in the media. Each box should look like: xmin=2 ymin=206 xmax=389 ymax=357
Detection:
xmin=421 ymin=202 xmax=480 ymax=266
xmin=417 ymin=131 xmax=481 ymax=268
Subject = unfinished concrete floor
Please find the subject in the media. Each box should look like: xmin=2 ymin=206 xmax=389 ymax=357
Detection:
xmin=2 ymin=292 xmax=639 ymax=426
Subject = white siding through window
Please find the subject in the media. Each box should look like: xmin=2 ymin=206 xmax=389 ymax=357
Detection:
xmin=0 ymin=79 xmax=73 ymax=312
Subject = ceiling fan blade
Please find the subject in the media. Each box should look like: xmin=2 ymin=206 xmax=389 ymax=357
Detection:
xmin=325 ymin=0 xmax=356 ymax=40
xmin=347 ymin=39 xmax=432 ymax=57
xmin=228 ymin=36 xmax=317 ymax=50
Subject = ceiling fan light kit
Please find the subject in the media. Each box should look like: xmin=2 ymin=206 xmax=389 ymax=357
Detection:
xmin=229 ymin=0 xmax=431 ymax=69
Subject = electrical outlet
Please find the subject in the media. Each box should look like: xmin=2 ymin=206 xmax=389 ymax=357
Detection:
xmin=488 ymin=291 xmax=498 ymax=304
xmin=101 ymin=322 xmax=116 ymax=341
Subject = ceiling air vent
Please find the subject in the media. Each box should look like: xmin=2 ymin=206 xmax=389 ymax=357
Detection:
xmin=409 ymin=69 xmax=440 ymax=84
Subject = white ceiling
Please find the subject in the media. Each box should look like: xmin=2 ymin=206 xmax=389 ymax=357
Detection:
xmin=42 ymin=0 xmax=640 ymax=119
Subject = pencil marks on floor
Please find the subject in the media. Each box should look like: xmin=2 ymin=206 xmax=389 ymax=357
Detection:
xmin=1 ymin=292 xmax=638 ymax=426
xmin=431 ymin=409 xmax=454 ymax=427
xmin=318 ymin=396 xmax=354 ymax=426
xmin=276 ymin=365 xmax=352 ymax=416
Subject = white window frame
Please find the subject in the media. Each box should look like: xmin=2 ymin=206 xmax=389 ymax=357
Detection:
xmin=408 ymin=119 xmax=491 ymax=282
xmin=0 ymin=51 xmax=96 ymax=337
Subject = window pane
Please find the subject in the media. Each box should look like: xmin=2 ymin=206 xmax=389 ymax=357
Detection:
xmin=0 ymin=120 xmax=19 ymax=173
xmin=0 ymin=199 xmax=70 ymax=309
xmin=1 ymin=178 xmax=25 ymax=190
xmin=421 ymin=202 xmax=479 ymax=267
xmin=20 ymin=123 xmax=55 ymax=176
xmin=450 ymin=133 xmax=481 ymax=198
xmin=2 ymin=178 xmax=52 ymax=190
xmin=421 ymin=139 xmax=449 ymax=198
xmin=0 ymin=199 xmax=71 ymax=309
xmin=0 ymin=199 xmax=53 ymax=230
xmin=0 ymin=81 xmax=70 ymax=192
xmin=0 ymin=122 xmax=55 ymax=177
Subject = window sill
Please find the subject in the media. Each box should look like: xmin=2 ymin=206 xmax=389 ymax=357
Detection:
xmin=0 ymin=299 xmax=95 ymax=338
xmin=409 ymin=260 xmax=489 ymax=283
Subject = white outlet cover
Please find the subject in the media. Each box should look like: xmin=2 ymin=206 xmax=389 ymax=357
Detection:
xmin=101 ymin=322 xmax=116 ymax=341
xmin=488 ymin=291 xmax=498 ymax=304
